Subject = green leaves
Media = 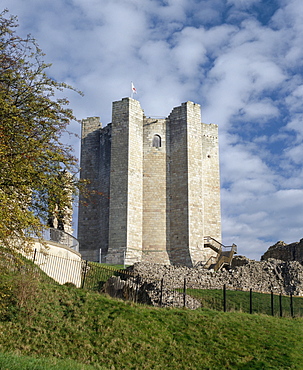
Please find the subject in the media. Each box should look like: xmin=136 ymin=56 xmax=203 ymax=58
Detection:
xmin=0 ymin=10 xmax=81 ymax=250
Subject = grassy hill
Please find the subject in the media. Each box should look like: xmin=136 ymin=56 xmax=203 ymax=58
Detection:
xmin=1 ymin=255 xmax=303 ymax=369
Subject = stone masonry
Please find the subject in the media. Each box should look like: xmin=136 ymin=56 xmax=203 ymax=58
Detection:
xmin=78 ymin=98 xmax=221 ymax=267
xmin=261 ymin=239 xmax=303 ymax=263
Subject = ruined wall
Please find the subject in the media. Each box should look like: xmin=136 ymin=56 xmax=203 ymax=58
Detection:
xmin=129 ymin=259 xmax=303 ymax=296
xmin=261 ymin=239 xmax=303 ymax=263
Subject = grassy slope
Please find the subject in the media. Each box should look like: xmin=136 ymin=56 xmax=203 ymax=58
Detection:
xmin=1 ymin=263 xmax=303 ymax=369
xmin=0 ymin=286 xmax=303 ymax=369
xmin=187 ymin=288 xmax=303 ymax=316
xmin=0 ymin=351 xmax=101 ymax=370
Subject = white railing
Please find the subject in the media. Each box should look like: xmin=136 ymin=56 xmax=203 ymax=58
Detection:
xmin=32 ymin=228 xmax=79 ymax=252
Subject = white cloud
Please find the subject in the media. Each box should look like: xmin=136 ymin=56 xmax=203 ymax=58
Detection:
xmin=2 ymin=0 xmax=303 ymax=260
xmin=284 ymin=145 xmax=303 ymax=165
xmin=239 ymin=100 xmax=279 ymax=122
xmin=227 ymin=0 xmax=261 ymax=8
xmin=172 ymin=28 xmax=208 ymax=77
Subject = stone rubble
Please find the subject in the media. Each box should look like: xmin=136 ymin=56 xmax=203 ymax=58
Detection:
xmin=102 ymin=249 xmax=303 ymax=309
xmin=102 ymin=275 xmax=201 ymax=309
xmin=127 ymin=257 xmax=303 ymax=296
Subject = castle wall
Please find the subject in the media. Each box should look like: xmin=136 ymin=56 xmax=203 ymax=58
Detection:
xmin=142 ymin=118 xmax=170 ymax=264
xmin=107 ymin=98 xmax=144 ymax=264
xmin=125 ymin=99 xmax=144 ymax=264
xmin=201 ymin=123 xmax=221 ymax=243
xmin=77 ymin=117 xmax=103 ymax=261
xmin=78 ymin=98 xmax=222 ymax=267
xmin=167 ymin=103 xmax=191 ymax=265
xmin=98 ymin=125 xmax=112 ymax=261
xmin=167 ymin=102 xmax=218 ymax=266
xmin=186 ymin=102 xmax=205 ymax=265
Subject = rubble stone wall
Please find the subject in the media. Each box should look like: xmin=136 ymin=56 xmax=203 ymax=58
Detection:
xmin=128 ymin=258 xmax=303 ymax=296
xmin=261 ymin=239 xmax=303 ymax=263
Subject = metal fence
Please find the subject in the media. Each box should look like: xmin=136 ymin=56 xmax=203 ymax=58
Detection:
xmin=23 ymin=250 xmax=303 ymax=317
xmin=31 ymin=249 xmax=83 ymax=287
xmin=28 ymin=227 xmax=79 ymax=251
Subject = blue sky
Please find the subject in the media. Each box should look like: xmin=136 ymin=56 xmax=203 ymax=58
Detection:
xmin=3 ymin=0 xmax=303 ymax=260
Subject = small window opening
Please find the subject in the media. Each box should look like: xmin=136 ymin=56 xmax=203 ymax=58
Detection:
xmin=152 ymin=134 xmax=161 ymax=148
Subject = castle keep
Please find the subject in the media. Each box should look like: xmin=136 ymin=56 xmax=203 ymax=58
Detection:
xmin=78 ymin=98 xmax=222 ymax=267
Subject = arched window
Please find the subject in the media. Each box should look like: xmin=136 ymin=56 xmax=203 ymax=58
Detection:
xmin=152 ymin=134 xmax=161 ymax=148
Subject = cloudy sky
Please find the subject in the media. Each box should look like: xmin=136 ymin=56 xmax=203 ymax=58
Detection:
xmin=3 ymin=0 xmax=303 ymax=260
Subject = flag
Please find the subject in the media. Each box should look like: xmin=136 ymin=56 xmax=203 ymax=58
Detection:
xmin=131 ymin=82 xmax=137 ymax=94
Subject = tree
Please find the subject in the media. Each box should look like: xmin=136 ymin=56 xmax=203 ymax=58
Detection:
xmin=0 ymin=10 xmax=81 ymax=251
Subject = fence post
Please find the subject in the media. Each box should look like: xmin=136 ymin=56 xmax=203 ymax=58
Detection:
xmin=160 ymin=278 xmax=164 ymax=307
xmin=249 ymin=288 xmax=253 ymax=314
xmin=81 ymin=260 xmax=88 ymax=289
xmin=183 ymin=278 xmax=186 ymax=308
xmin=290 ymin=294 xmax=294 ymax=318
xmin=135 ymin=275 xmax=139 ymax=303
xmin=223 ymin=284 xmax=226 ymax=312
xmin=279 ymin=293 xmax=283 ymax=317
xmin=271 ymin=291 xmax=274 ymax=316
xmin=33 ymin=248 xmax=37 ymax=263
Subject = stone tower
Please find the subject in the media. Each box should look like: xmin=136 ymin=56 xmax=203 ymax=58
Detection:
xmin=78 ymin=98 xmax=221 ymax=267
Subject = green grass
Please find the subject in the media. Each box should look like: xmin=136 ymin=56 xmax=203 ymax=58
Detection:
xmin=1 ymin=256 xmax=303 ymax=369
xmin=81 ymin=262 xmax=130 ymax=291
xmin=84 ymin=262 xmax=303 ymax=317
xmin=187 ymin=288 xmax=303 ymax=317
xmin=0 ymin=351 xmax=103 ymax=370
